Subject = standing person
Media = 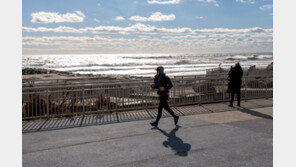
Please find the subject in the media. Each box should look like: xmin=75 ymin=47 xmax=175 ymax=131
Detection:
xmin=227 ymin=66 xmax=233 ymax=93
xmin=150 ymin=66 xmax=179 ymax=127
xmin=228 ymin=62 xmax=243 ymax=107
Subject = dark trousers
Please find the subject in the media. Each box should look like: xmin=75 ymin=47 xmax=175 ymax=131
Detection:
xmin=155 ymin=94 xmax=177 ymax=123
xmin=230 ymin=91 xmax=241 ymax=105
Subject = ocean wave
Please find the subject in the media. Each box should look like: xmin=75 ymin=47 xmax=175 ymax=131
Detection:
xmin=22 ymin=53 xmax=273 ymax=77
xmin=44 ymin=63 xmax=144 ymax=68
xmin=60 ymin=68 xmax=132 ymax=72
xmin=30 ymin=63 xmax=46 ymax=67
xmin=174 ymin=60 xmax=192 ymax=65
xmin=257 ymin=55 xmax=273 ymax=59
xmin=98 ymin=63 xmax=141 ymax=67
xmin=123 ymin=56 xmax=173 ymax=59
xmin=225 ymin=54 xmax=273 ymax=61
xmin=247 ymin=55 xmax=273 ymax=60
xmin=225 ymin=55 xmax=247 ymax=61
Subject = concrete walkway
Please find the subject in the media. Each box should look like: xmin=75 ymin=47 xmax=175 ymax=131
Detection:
xmin=23 ymin=99 xmax=273 ymax=167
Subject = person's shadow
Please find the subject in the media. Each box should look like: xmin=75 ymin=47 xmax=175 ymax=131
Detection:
xmin=152 ymin=125 xmax=191 ymax=157
xmin=238 ymin=107 xmax=273 ymax=120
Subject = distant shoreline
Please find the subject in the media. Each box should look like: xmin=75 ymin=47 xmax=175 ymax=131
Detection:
xmin=22 ymin=68 xmax=148 ymax=81
xmin=22 ymin=62 xmax=273 ymax=82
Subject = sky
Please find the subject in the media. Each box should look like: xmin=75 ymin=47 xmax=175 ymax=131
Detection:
xmin=22 ymin=0 xmax=273 ymax=55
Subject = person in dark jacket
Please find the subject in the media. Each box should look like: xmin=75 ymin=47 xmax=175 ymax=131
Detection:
xmin=150 ymin=66 xmax=179 ymax=127
xmin=228 ymin=62 xmax=243 ymax=107
xmin=227 ymin=66 xmax=233 ymax=93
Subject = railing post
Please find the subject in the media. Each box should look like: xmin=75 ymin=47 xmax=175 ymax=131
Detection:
xmin=265 ymin=79 xmax=268 ymax=99
xmin=82 ymin=87 xmax=85 ymax=115
xmin=173 ymin=81 xmax=176 ymax=107
xmin=222 ymin=79 xmax=225 ymax=102
xmin=198 ymin=80 xmax=201 ymax=105
xmin=244 ymin=77 xmax=247 ymax=101
xmin=214 ymin=78 xmax=217 ymax=101
xmin=141 ymin=85 xmax=144 ymax=109
xmin=146 ymin=86 xmax=149 ymax=110
xmin=182 ymin=76 xmax=184 ymax=105
xmin=116 ymin=85 xmax=118 ymax=112
xmin=46 ymin=89 xmax=49 ymax=118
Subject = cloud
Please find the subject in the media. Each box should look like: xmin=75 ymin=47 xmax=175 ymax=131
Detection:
xmin=196 ymin=16 xmax=205 ymax=19
xmin=22 ymin=33 xmax=273 ymax=54
xmin=23 ymin=24 xmax=273 ymax=35
xmin=161 ymin=35 xmax=204 ymax=39
xmin=94 ymin=18 xmax=100 ymax=23
xmin=114 ymin=16 xmax=125 ymax=21
xmin=23 ymin=23 xmax=192 ymax=34
xmin=235 ymin=0 xmax=255 ymax=4
xmin=260 ymin=4 xmax=272 ymax=11
xmin=129 ymin=12 xmax=175 ymax=22
xmin=31 ymin=11 xmax=85 ymax=23
xmin=23 ymin=36 xmax=110 ymax=43
xmin=147 ymin=0 xmax=181 ymax=4
xmin=196 ymin=0 xmax=219 ymax=7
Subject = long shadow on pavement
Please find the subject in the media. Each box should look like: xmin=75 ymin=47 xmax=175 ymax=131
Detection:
xmin=237 ymin=107 xmax=273 ymax=120
xmin=152 ymin=125 xmax=191 ymax=157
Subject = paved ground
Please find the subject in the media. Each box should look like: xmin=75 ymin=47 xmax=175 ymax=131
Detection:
xmin=23 ymin=99 xmax=273 ymax=167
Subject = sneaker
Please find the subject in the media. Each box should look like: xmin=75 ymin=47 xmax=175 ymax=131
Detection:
xmin=228 ymin=104 xmax=233 ymax=107
xmin=150 ymin=122 xmax=158 ymax=127
xmin=237 ymin=104 xmax=241 ymax=107
xmin=174 ymin=116 xmax=179 ymax=125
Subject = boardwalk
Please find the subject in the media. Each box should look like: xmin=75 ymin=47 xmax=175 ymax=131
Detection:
xmin=23 ymin=98 xmax=273 ymax=167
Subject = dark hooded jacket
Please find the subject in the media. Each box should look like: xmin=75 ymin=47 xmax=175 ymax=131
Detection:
xmin=152 ymin=73 xmax=173 ymax=96
xmin=228 ymin=65 xmax=243 ymax=93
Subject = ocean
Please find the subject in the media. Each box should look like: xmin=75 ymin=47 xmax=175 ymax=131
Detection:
xmin=22 ymin=53 xmax=273 ymax=77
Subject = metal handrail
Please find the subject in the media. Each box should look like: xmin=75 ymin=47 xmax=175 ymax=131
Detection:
xmin=22 ymin=74 xmax=273 ymax=120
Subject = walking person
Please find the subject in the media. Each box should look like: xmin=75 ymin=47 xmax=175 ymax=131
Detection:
xmin=228 ymin=62 xmax=243 ymax=107
xmin=150 ymin=66 xmax=179 ymax=127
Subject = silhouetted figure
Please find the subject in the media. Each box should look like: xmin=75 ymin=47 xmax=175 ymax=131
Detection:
xmin=150 ymin=66 xmax=179 ymax=127
xmin=228 ymin=62 xmax=243 ymax=107
xmin=227 ymin=66 xmax=233 ymax=93
xmin=154 ymin=125 xmax=191 ymax=156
